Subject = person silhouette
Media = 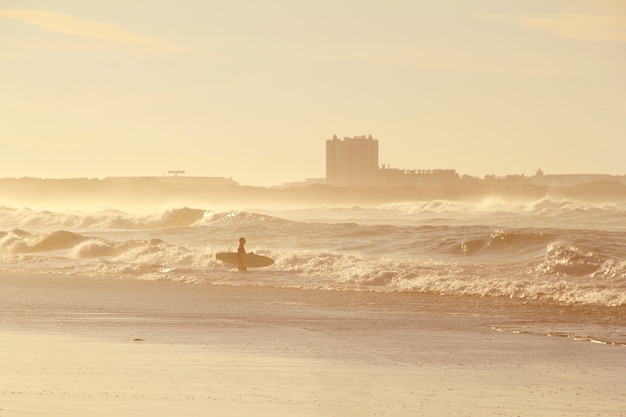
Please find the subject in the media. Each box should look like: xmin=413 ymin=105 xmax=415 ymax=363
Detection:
xmin=237 ymin=237 xmax=247 ymax=271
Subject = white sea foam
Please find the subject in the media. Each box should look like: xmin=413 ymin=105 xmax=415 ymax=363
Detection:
xmin=1 ymin=203 xmax=625 ymax=307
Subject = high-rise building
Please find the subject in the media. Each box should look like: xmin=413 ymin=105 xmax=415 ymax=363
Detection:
xmin=326 ymin=135 xmax=379 ymax=186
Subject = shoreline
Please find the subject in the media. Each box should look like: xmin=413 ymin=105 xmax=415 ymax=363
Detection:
xmin=1 ymin=272 xmax=625 ymax=416
xmin=2 ymin=271 xmax=624 ymax=345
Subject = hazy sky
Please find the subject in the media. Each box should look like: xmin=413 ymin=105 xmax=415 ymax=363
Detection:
xmin=1 ymin=0 xmax=625 ymax=185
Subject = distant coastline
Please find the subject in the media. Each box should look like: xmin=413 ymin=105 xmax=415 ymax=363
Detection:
xmin=1 ymin=174 xmax=625 ymax=208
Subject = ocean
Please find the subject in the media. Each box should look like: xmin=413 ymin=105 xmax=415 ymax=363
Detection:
xmin=1 ymin=197 xmax=625 ymax=347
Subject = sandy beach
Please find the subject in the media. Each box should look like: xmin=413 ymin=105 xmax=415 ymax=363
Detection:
xmin=1 ymin=273 xmax=624 ymax=417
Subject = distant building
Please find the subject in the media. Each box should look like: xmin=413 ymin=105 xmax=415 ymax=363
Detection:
xmin=325 ymin=134 xmax=460 ymax=187
xmin=326 ymin=134 xmax=379 ymax=186
xmin=530 ymin=173 xmax=626 ymax=187
xmin=377 ymin=167 xmax=459 ymax=187
xmin=278 ymin=178 xmax=326 ymax=188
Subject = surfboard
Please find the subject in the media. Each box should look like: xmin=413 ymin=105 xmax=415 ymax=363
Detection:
xmin=215 ymin=252 xmax=275 ymax=268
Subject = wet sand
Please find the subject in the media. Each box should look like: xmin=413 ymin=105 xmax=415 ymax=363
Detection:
xmin=1 ymin=273 xmax=624 ymax=416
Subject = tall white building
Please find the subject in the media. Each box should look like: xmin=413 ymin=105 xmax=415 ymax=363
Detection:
xmin=326 ymin=135 xmax=379 ymax=186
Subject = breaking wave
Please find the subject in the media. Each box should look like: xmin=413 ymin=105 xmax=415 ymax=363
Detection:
xmin=379 ymin=197 xmax=626 ymax=215
xmin=1 ymin=227 xmax=624 ymax=307
xmin=0 ymin=206 xmax=294 ymax=231
xmin=1 ymin=202 xmax=624 ymax=308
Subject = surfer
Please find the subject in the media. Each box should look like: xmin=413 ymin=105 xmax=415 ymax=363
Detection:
xmin=237 ymin=237 xmax=247 ymax=271
xmin=215 ymin=240 xmax=273 ymax=270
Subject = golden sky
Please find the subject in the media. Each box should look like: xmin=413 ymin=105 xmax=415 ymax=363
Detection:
xmin=1 ymin=0 xmax=625 ymax=185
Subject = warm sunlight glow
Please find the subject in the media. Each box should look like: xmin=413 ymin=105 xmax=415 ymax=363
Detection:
xmin=1 ymin=4 xmax=625 ymax=417
xmin=1 ymin=0 xmax=624 ymax=185
xmin=0 ymin=9 xmax=206 ymax=54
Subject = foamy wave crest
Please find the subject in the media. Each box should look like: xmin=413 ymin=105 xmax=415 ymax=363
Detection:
xmin=539 ymin=242 xmax=614 ymax=276
xmin=529 ymin=198 xmax=626 ymax=215
xmin=70 ymin=238 xmax=213 ymax=271
xmin=0 ymin=229 xmax=33 ymax=253
xmin=123 ymin=208 xmax=207 ymax=229
xmin=379 ymin=197 xmax=626 ymax=217
xmin=94 ymin=262 xmax=179 ymax=278
xmin=380 ymin=200 xmax=483 ymax=213
xmin=271 ymin=250 xmax=625 ymax=306
xmin=70 ymin=239 xmax=116 ymax=258
xmin=0 ymin=229 xmax=212 ymax=271
xmin=0 ymin=206 xmax=210 ymax=230
xmin=379 ymin=197 xmax=546 ymax=213
xmin=590 ymin=259 xmax=626 ymax=283
xmin=458 ymin=230 xmax=554 ymax=257
xmin=0 ymin=229 xmax=87 ymax=253
xmin=198 ymin=210 xmax=295 ymax=227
